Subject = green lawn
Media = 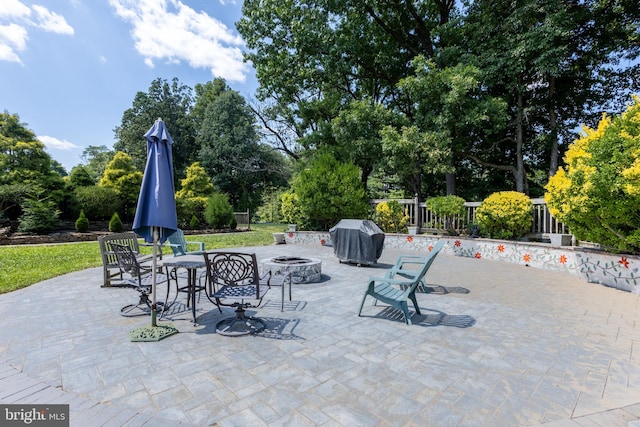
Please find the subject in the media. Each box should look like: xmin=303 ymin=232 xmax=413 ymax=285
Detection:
xmin=0 ymin=223 xmax=287 ymax=294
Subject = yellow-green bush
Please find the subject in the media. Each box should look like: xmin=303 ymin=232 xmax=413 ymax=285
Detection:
xmin=426 ymin=195 xmax=466 ymax=231
xmin=476 ymin=191 xmax=532 ymax=239
xmin=545 ymin=96 xmax=640 ymax=252
xmin=375 ymin=200 xmax=408 ymax=233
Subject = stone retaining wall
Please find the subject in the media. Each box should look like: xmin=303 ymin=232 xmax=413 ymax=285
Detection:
xmin=284 ymin=231 xmax=640 ymax=294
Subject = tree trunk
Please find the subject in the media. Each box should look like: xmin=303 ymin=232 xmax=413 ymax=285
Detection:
xmin=515 ymin=86 xmax=526 ymax=193
xmin=548 ymin=76 xmax=559 ymax=177
xmin=445 ymin=172 xmax=456 ymax=195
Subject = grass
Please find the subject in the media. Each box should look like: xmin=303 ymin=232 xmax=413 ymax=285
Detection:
xmin=0 ymin=223 xmax=288 ymax=294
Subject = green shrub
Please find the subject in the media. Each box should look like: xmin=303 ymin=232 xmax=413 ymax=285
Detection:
xmin=257 ymin=188 xmax=284 ymax=223
xmin=74 ymin=186 xmax=122 ymax=220
xmin=280 ymin=191 xmax=301 ymax=225
xmin=189 ymin=215 xmax=200 ymax=229
xmin=109 ymin=212 xmax=123 ymax=232
xmin=176 ymin=196 xmax=207 ymax=228
xmin=427 ymin=195 xmax=466 ymax=232
xmin=290 ymin=151 xmax=369 ymax=230
xmin=230 ymin=216 xmax=237 ymax=230
xmin=545 ymin=96 xmax=640 ymax=252
xmin=375 ymin=200 xmax=408 ymax=233
xmin=205 ymin=192 xmax=234 ymax=229
xmin=476 ymin=191 xmax=532 ymax=239
xmin=18 ymin=198 xmax=60 ymax=233
xmin=75 ymin=209 xmax=90 ymax=232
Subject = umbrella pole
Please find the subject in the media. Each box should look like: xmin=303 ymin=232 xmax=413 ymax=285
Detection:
xmin=151 ymin=226 xmax=158 ymax=327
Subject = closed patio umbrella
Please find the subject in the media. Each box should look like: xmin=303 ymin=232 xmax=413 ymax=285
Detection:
xmin=130 ymin=118 xmax=179 ymax=341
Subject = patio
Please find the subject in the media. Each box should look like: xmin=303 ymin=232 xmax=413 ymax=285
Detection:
xmin=1 ymin=243 xmax=639 ymax=426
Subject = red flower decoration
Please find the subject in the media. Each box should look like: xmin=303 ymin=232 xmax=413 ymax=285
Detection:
xmin=523 ymin=253 xmax=531 ymax=262
xmin=428 ymin=245 xmax=433 ymax=252
xmin=559 ymin=255 xmax=567 ymax=264
xmin=497 ymin=244 xmax=505 ymax=253
xmin=474 ymin=252 xmax=482 ymax=259
xmin=288 ymin=232 xmax=294 ymax=238
xmin=407 ymin=236 xmax=413 ymax=242
xmin=320 ymin=239 xmax=326 ymax=246
xmin=454 ymin=240 xmax=461 ymax=247
xmin=619 ymin=257 xmax=630 ymax=268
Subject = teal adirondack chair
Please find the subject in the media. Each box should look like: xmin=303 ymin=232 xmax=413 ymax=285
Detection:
xmin=358 ymin=240 xmax=444 ymax=325
xmin=167 ymin=229 xmax=205 ymax=257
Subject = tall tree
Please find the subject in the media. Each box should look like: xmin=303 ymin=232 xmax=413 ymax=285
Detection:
xmin=238 ymin=0 xmax=462 ymax=197
xmin=113 ymin=78 xmax=196 ymax=179
xmin=465 ymin=0 xmax=640 ymax=194
xmin=0 ymin=113 xmax=65 ymax=219
xmin=80 ymin=145 xmax=113 ymax=183
xmin=98 ymin=151 xmax=143 ymax=219
xmin=196 ymin=81 xmax=290 ymax=213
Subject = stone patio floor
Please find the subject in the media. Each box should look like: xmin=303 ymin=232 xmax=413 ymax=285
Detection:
xmin=1 ymin=243 xmax=639 ymax=426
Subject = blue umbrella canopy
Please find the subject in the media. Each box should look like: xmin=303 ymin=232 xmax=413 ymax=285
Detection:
xmin=132 ymin=118 xmax=178 ymax=244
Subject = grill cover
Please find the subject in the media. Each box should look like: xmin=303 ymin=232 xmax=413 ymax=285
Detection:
xmin=329 ymin=219 xmax=385 ymax=265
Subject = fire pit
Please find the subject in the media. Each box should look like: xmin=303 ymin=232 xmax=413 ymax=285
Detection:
xmin=260 ymin=256 xmax=322 ymax=283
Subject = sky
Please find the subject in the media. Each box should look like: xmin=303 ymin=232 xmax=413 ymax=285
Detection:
xmin=0 ymin=0 xmax=259 ymax=172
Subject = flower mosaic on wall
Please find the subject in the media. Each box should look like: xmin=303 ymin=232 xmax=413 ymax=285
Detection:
xmin=285 ymin=231 xmax=639 ymax=293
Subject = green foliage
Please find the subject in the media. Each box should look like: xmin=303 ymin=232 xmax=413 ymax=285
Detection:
xmin=109 ymin=212 xmax=123 ymax=233
xmin=257 ymin=188 xmax=284 ymax=223
xmin=476 ymin=191 xmax=532 ymax=239
xmin=280 ymin=191 xmax=301 ymax=224
xmin=331 ymin=99 xmax=402 ymax=185
xmin=0 ymin=183 xmax=31 ymax=220
xmin=189 ymin=215 xmax=200 ymax=230
xmin=375 ymin=200 xmax=408 ymax=233
xmin=18 ymin=198 xmax=60 ymax=234
xmin=99 ymin=151 xmax=142 ymax=219
xmin=176 ymin=197 xmax=207 ymax=229
xmin=0 ymin=113 xmax=65 ymax=210
xmin=545 ymin=97 xmax=640 ymax=252
xmin=230 ymin=216 xmax=238 ymax=230
xmin=197 ymin=79 xmax=289 ymax=214
xmin=80 ymin=145 xmax=114 ymax=183
xmin=290 ymin=151 xmax=369 ymax=230
xmin=75 ymin=209 xmax=89 ymax=233
xmin=176 ymin=162 xmax=215 ymax=199
xmin=67 ymin=165 xmax=96 ymax=190
xmin=113 ymin=77 xmax=196 ymax=177
xmin=204 ymin=192 xmax=234 ymax=229
xmin=74 ymin=186 xmax=122 ymax=220
xmin=427 ymin=195 xmax=466 ymax=230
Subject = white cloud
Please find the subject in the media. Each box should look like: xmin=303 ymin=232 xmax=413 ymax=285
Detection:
xmin=38 ymin=135 xmax=80 ymax=150
xmin=32 ymin=5 xmax=74 ymax=35
xmin=110 ymin=0 xmax=249 ymax=82
xmin=0 ymin=2 xmax=74 ymax=63
xmin=0 ymin=23 xmax=28 ymax=63
xmin=0 ymin=0 xmax=31 ymax=19
xmin=98 ymin=55 xmax=107 ymax=64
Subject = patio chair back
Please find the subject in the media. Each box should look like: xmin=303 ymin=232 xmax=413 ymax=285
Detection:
xmin=167 ymin=229 xmax=205 ymax=257
xmin=203 ymin=251 xmax=268 ymax=308
xmin=99 ymin=232 xmax=147 ymax=287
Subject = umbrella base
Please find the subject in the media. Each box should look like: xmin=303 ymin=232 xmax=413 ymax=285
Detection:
xmin=129 ymin=323 xmax=179 ymax=342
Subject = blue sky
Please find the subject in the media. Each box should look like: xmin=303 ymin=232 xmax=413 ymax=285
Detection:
xmin=1 ymin=0 xmax=258 ymax=172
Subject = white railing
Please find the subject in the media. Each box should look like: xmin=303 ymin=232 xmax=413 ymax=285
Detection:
xmin=370 ymin=197 xmax=567 ymax=237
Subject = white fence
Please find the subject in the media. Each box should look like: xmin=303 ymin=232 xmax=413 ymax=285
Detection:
xmin=370 ymin=197 xmax=568 ymax=238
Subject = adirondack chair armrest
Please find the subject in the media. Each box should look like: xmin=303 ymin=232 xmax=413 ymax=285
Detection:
xmin=186 ymin=240 xmax=205 ymax=252
xmin=368 ymin=276 xmax=414 ymax=286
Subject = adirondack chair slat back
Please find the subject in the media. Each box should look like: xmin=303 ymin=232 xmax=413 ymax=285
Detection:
xmin=401 ymin=240 xmax=444 ymax=296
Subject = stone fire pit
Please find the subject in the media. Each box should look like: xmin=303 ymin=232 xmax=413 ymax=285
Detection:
xmin=259 ymin=256 xmax=322 ymax=284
